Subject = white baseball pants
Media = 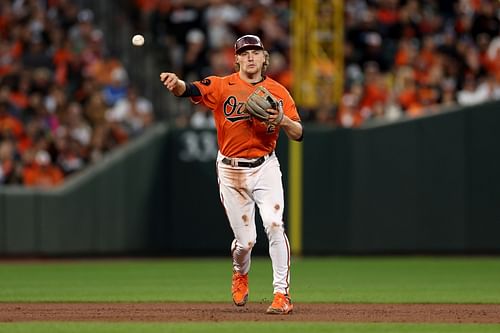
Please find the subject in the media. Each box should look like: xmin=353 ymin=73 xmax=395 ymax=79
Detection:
xmin=216 ymin=151 xmax=291 ymax=295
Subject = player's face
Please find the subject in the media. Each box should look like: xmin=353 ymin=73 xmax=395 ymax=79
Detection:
xmin=236 ymin=49 xmax=265 ymax=75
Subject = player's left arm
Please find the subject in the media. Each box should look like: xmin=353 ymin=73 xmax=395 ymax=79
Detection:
xmin=279 ymin=113 xmax=303 ymax=141
xmin=267 ymin=89 xmax=303 ymax=141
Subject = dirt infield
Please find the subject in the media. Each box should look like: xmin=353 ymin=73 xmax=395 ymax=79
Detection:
xmin=1 ymin=303 xmax=500 ymax=323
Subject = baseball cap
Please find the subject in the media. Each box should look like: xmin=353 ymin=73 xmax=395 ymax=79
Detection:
xmin=234 ymin=35 xmax=264 ymax=54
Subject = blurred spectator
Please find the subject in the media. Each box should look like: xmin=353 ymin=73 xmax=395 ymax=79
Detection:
xmin=54 ymin=133 xmax=85 ymax=176
xmin=457 ymin=73 xmax=492 ymax=106
xmin=336 ymin=82 xmax=364 ymax=128
xmin=132 ymin=0 xmax=294 ymax=123
xmin=0 ymin=100 xmax=24 ymax=140
xmin=133 ymin=0 xmax=499 ymax=128
xmin=337 ymin=0 xmax=500 ymax=127
xmin=23 ymin=149 xmax=64 ymax=187
xmin=0 ymin=1 xmax=154 ymax=187
xmin=203 ymin=0 xmax=242 ymax=49
xmin=64 ymin=102 xmax=92 ymax=149
xmin=0 ymin=138 xmax=19 ymax=184
xmin=4 ymin=0 xmax=500 ymax=188
xmin=106 ymin=86 xmax=154 ymax=137
xmin=150 ymin=0 xmax=205 ymax=72
xmin=190 ymin=104 xmax=215 ymax=128
xmin=267 ymin=51 xmax=292 ymax=91
xmin=182 ymin=29 xmax=210 ymax=80
xmin=471 ymin=0 xmax=500 ymax=39
xmin=102 ymin=67 xmax=129 ymax=106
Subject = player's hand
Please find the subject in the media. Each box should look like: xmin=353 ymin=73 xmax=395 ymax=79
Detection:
xmin=266 ymin=107 xmax=284 ymax=126
xmin=160 ymin=72 xmax=180 ymax=91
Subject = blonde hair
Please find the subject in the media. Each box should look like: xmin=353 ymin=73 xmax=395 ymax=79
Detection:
xmin=234 ymin=50 xmax=270 ymax=74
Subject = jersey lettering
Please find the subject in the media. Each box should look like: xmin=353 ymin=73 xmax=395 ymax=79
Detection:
xmin=192 ymin=73 xmax=301 ymax=158
xmin=223 ymin=96 xmax=249 ymax=122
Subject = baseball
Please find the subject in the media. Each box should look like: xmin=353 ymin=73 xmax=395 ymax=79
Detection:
xmin=132 ymin=34 xmax=144 ymax=46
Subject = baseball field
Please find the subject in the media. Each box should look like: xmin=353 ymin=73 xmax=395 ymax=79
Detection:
xmin=1 ymin=256 xmax=500 ymax=332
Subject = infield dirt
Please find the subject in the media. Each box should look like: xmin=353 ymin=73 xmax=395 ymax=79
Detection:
xmin=1 ymin=303 xmax=500 ymax=323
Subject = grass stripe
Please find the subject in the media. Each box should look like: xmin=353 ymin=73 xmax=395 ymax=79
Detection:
xmin=1 ymin=322 xmax=500 ymax=333
xmin=0 ymin=257 xmax=499 ymax=303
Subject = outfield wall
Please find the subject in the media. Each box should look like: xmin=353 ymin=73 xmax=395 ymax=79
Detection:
xmin=303 ymin=101 xmax=500 ymax=254
xmin=0 ymin=125 xmax=169 ymax=255
xmin=1 ymin=101 xmax=499 ymax=255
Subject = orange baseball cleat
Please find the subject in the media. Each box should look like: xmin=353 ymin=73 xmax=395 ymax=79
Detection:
xmin=266 ymin=292 xmax=293 ymax=314
xmin=231 ymin=272 xmax=249 ymax=306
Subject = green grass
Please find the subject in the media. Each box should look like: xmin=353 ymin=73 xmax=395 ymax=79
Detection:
xmin=295 ymin=257 xmax=500 ymax=303
xmin=0 ymin=257 xmax=499 ymax=303
xmin=1 ymin=322 xmax=500 ymax=333
xmin=1 ymin=257 xmax=500 ymax=333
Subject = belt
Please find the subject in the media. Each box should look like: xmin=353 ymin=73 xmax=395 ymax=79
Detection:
xmin=221 ymin=152 xmax=272 ymax=168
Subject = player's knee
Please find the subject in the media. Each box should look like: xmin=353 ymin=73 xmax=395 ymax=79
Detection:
xmin=264 ymin=221 xmax=284 ymax=236
xmin=237 ymin=239 xmax=256 ymax=253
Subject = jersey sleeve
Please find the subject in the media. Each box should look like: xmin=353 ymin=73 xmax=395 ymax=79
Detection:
xmin=190 ymin=76 xmax=221 ymax=109
xmin=281 ymin=89 xmax=301 ymax=123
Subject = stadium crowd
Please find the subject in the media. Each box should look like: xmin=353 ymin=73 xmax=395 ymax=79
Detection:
xmin=0 ymin=0 xmax=153 ymax=186
xmin=131 ymin=0 xmax=500 ymax=127
xmin=338 ymin=0 xmax=500 ymax=127
xmin=1 ymin=0 xmax=499 ymax=187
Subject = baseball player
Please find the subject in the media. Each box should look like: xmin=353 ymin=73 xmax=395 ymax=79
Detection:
xmin=160 ymin=34 xmax=302 ymax=314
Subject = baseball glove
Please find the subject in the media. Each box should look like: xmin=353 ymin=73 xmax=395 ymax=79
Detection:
xmin=245 ymin=86 xmax=284 ymax=125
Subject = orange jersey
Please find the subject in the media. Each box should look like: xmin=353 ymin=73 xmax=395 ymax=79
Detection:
xmin=191 ymin=73 xmax=300 ymax=158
